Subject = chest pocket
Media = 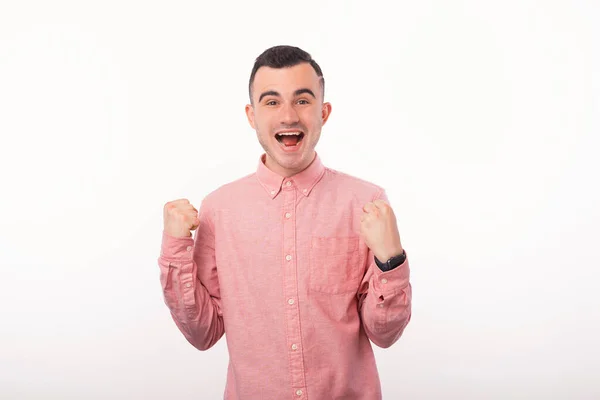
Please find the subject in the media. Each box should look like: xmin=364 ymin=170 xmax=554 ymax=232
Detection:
xmin=308 ymin=235 xmax=362 ymax=294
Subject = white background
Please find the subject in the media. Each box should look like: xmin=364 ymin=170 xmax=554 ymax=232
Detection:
xmin=1 ymin=1 xmax=599 ymax=399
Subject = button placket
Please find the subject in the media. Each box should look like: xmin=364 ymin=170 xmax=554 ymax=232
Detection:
xmin=281 ymin=184 xmax=307 ymax=391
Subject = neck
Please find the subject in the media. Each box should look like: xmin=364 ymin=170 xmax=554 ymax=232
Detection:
xmin=265 ymin=151 xmax=316 ymax=178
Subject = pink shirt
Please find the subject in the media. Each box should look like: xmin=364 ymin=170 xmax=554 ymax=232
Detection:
xmin=158 ymin=152 xmax=412 ymax=399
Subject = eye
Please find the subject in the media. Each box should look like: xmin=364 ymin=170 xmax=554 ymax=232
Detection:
xmin=265 ymin=100 xmax=277 ymax=106
xmin=297 ymin=99 xmax=309 ymax=105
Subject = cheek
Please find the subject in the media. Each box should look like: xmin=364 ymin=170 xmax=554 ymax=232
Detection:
xmin=301 ymin=109 xmax=323 ymax=128
xmin=255 ymin=115 xmax=272 ymax=131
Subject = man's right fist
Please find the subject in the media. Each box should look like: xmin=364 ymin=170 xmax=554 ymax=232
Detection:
xmin=163 ymin=199 xmax=200 ymax=238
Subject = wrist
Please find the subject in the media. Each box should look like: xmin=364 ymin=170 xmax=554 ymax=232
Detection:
xmin=374 ymin=249 xmax=406 ymax=271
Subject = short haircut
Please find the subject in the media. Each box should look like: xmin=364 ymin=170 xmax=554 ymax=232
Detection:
xmin=248 ymin=45 xmax=324 ymax=104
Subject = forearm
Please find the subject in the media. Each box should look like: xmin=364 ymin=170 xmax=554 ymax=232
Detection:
xmin=158 ymin=231 xmax=224 ymax=351
xmin=359 ymin=252 xmax=412 ymax=348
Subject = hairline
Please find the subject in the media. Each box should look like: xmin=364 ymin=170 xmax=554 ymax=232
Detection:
xmin=249 ymin=65 xmax=325 ymax=106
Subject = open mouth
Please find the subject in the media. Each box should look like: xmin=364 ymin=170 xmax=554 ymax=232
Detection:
xmin=275 ymin=132 xmax=305 ymax=147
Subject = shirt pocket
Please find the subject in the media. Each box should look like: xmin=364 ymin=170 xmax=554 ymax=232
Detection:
xmin=308 ymin=235 xmax=361 ymax=294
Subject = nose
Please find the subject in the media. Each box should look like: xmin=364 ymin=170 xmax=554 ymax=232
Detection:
xmin=279 ymin=102 xmax=300 ymax=126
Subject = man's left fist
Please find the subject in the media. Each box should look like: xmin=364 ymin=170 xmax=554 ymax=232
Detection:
xmin=360 ymin=199 xmax=404 ymax=262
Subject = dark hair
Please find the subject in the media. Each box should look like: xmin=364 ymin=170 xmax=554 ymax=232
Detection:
xmin=248 ymin=45 xmax=324 ymax=104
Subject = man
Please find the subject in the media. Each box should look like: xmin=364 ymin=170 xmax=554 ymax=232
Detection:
xmin=158 ymin=45 xmax=412 ymax=399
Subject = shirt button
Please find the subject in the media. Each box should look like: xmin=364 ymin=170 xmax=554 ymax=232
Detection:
xmin=285 ymin=212 xmax=291 ymax=218
xmin=286 ymin=254 xmax=292 ymax=261
xmin=303 ymin=189 xmax=307 ymax=193
xmin=381 ymin=278 xmax=388 ymax=284
xmin=288 ymin=298 xmax=295 ymax=305
xmin=186 ymin=246 xmax=192 ymax=251
xmin=185 ymin=283 xmax=192 ymax=288
xmin=286 ymin=181 xmax=292 ymax=187
xmin=378 ymin=303 xmax=384 ymax=308
xmin=291 ymin=343 xmax=298 ymax=350
xmin=296 ymin=389 xmax=303 ymax=396
xmin=270 ymin=190 xmax=276 ymax=195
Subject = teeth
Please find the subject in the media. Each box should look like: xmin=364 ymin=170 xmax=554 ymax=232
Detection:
xmin=276 ymin=132 xmax=302 ymax=136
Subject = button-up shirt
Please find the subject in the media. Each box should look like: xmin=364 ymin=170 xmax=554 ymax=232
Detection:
xmin=158 ymin=152 xmax=412 ymax=399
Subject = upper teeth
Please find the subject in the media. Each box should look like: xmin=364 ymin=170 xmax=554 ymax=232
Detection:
xmin=277 ymin=132 xmax=301 ymax=136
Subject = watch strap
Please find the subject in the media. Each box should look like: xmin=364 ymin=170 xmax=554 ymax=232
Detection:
xmin=374 ymin=250 xmax=406 ymax=272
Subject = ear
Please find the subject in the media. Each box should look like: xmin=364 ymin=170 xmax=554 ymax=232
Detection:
xmin=321 ymin=102 xmax=332 ymax=126
xmin=245 ymin=103 xmax=256 ymax=129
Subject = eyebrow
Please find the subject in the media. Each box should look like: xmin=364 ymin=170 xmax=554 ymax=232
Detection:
xmin=258 ymin=88 xmax=316 ymax=103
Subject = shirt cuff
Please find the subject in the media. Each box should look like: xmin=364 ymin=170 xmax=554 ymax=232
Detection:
xmin=372 ymin=252 xmax=410 ymax=292
xmin=160 ymin=230 xmax=194 ymax=260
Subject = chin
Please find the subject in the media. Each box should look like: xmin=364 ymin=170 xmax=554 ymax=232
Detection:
xmin=271 ymin=152 xmax=305 ymax=169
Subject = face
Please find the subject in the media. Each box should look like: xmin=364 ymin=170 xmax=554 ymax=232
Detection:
xmin=245 ymin=62 xmax=332 ymax=177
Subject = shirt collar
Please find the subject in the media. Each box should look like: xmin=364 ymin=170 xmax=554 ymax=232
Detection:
xmin=256 ymin=152 xmax=325 ymax=199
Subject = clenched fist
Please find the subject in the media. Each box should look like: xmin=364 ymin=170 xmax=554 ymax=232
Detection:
xmin=360 ymin=199 xmax=404 ymax=262
xmin=163 ymin=199 xmax=200 ymax=238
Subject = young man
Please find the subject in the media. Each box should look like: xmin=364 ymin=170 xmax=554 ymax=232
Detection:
xmin=158 ymin=45 xmax=412 ymax=399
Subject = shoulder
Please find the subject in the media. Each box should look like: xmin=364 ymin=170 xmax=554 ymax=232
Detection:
xmin=323 ymin=166 xmax=385 ymax=200
xmin=200 ymin=172 xmax=256 ymax=208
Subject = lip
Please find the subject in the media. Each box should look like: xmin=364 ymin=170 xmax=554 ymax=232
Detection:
xmin=274 ymin=131 xmax=305 ymax=153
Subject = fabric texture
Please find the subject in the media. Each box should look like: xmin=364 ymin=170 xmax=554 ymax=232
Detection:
xmin=158 ymin=152 xmax=412 ymax=399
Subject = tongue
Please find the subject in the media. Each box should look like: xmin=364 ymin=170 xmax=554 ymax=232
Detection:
xmin=281 ymin=135 xmax=299 ymax=146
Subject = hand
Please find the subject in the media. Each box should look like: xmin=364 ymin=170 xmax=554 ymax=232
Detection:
xmin=360 ymin=199 xmax=403 ymax=262
xmin=163 ymin=199 xmax=200 ymax=238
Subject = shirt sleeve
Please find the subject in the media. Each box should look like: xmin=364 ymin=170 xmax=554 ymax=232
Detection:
xmin=356 ymin=189 xmax=412 ymax=348
xmin=157 ymin=196 xmax=224 ymax=351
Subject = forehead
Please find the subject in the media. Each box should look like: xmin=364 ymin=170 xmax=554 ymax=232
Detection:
xmin=252 ymin=63 xmax=320 ymax=98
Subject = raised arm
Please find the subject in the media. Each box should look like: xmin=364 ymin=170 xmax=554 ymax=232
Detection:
xmin=157 ymin=197 xmax=224 ymax=350
xmin=357 ymin=189 xmax=412 ymax=348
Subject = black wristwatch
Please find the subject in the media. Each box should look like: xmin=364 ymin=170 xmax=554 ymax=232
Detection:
xmin=374 ymin=250 xmax=406 ymax=272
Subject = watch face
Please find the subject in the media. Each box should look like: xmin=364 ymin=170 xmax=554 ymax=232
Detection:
xmin=389 ymin=252 xmax=406 ymax=268
xmin=375 ymin=251 xmax=405 ymax=271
